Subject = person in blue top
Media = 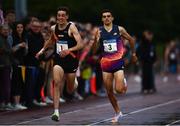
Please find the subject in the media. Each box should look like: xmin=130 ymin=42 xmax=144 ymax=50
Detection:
xmin=92 ymin=9 xmax=137 ymax=123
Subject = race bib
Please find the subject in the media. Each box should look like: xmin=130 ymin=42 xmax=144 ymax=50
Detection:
xmin=103 ymin=39 xmax=117 ymax=53
xmin=56 ymin=41 xmax=68 ymax=54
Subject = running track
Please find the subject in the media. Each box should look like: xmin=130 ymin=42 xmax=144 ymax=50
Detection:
xmin=0 ymin=74 xmax=179 ymax=125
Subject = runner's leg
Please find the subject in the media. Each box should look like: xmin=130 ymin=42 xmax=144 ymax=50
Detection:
xmin=103 ymin=72 xmax=120 ymax=113
xmin=114 ymin=70 xmax=127 ymax=94
xmin=66 ymin=73 xmax=76 ymax=94
xmin=53 ymin=65 xmax=64 ymax=109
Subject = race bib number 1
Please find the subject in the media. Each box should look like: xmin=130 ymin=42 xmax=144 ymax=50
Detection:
xmin=103 ymin=39 xmax=117 ymax=53
xmin=56 ymin=41 xmax=68 ymax=54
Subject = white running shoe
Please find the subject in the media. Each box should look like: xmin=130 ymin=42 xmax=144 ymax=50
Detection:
xmin=14 ymin=104 xmax=27 ymax=110
xmin=59 ymin=97 xmax=66 ymax=103
xmin=74 ymin=91 xmax=83 ymax=100
xmin=33 ymin=100 xmax=47 ymax=106
xmin=5 ymin=103 xmax=15 ymax=110
xmin=111 ymin=111 xmax=123 ymax=123
xmin=45 ymin=97 xmax=53 ymax=104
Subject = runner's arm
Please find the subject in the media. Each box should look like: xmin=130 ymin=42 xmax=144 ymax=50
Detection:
xmin=119 ymin=26 xmax=137 ymax=63
xmin=119 ymin=26 xmax=136 ymax=55
xmin=69 ymin=23 xmax=84 ymax=52
xmin=91 ymin=28 xmax=100 ymax=54
xmin=36 ymin=26 xmax=56 ymax=58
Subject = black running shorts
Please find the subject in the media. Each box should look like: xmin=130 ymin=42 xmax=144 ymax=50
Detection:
xmin=53 ymin=55 xmax=79 ymax=73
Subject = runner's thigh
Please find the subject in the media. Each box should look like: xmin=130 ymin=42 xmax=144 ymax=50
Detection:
xmin=114 ymin=70 xmax=124 ymax=90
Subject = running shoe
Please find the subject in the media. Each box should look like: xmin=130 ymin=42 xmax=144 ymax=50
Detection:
xmin=74 ymin=91 xmax=84 ymax=100
xmin=51 ymin=112 xmax=60 ymax=121
xmin=33 ymin=99 xmax=47 ymax=106
xmin=45 ymin=97 xmax=53 ymax=104
xmin=4 ymin=103 xmax=15 ymax=110
xmin=14 ymin=104 xmax=27 ymax=110
xmin=59 ymin=97 xmax=66 ymax=103
xmin=111 ymin=111 xmax=123 ymax=123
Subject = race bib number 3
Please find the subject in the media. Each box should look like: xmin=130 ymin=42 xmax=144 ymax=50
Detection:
xmin=103 ymin=39 xmax=117 ymax=53
xmin=56 ymin=41 xmax=68 ymax=54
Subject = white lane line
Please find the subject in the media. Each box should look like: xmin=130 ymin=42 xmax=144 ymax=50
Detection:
xmin=15 ymin=103 xmax=112 ymax=125
xmin=14 ymin=96 xmax=137 ymax=125
xmin=166 ymin=119 xmax=180 ymax=126
xmin=15 ymin=109 xmax=83 ymax=125
xmin=89 ymin=98 xmax=180 ymax=125
xmin=14 ymin=98 xmax=180 ymax=125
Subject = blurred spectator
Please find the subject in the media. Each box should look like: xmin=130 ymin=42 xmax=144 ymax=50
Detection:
xmin=0 ymin=9 xmax=4 ymax=24
xmin=0 ymin=24 xmax=13 ymax=110
xmin=132 ymin=35 xmax=141 ymax=83
xmin=90 ymin=26 xmax=105 ymax=97
xmin=177 ymin=40 xmax=180 ymax=82
xmin=163 ymin=39 xmax=180 ymax=83
xmin=81 ymin=64 xmax=92 ymax=97
xmin=11 ymin=22 xmax=28 ymax=110
xmin=4 ymin=10 xmax=16 ymax=29
xmin=164 ymin=40 xmax=178 ymax=74
xmin=137 ymin=30 xmax=157 ymax=94
xmin=48 ymin=15 xmax=56 ymax=26
xmin=41 ymin=28 xmax=54 ymax=104
xmin=25 ymin=19 xmax=46 ymax=107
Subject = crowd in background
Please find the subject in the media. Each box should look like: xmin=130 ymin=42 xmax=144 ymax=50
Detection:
xmin=0 ymin=9 xmax=179 ymax=111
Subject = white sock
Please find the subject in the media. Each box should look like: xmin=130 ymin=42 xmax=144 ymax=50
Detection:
xmin=54 ymin=109 xmax=59 ymax=115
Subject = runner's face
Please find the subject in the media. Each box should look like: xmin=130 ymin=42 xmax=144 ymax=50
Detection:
xmin=102 ymin=12 xmax=113 ymax=25
xmin=57 ymin=11 xmax=68 ymax=25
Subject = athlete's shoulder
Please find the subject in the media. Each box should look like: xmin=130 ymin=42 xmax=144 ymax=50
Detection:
xmin=118 ymin=26 xmax=126 ymax=35
xmin=69 ymin=21 xmax=75 ymax=24
xmin=69 ymin=21 xmax=79 ymax=32
xmin=69 ymin=21 xmax=76 ymax=27
xmin=68 ymin=21 xmax=76 ymax=29
xmin=118 ymin=26 xmax=125 ymax=31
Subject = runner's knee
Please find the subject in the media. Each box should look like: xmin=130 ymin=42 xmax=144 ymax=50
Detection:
xmin=115 ymin=85 xmax=125 ymax=94
xmin=116 ymin=87 xmax=124 ymax=94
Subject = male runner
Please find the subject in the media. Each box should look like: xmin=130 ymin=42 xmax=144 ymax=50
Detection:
xmin=36 ymin=6 xmax=83 ymax=121
xmin=92 ymin=9 xmax=137 ymax=122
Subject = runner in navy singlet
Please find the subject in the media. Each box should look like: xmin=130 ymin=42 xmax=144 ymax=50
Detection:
xmin=92 ymin=9 xmax=137 ymax=123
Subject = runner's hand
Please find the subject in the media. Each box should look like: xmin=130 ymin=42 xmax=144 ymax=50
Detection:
xmin=35 ymin=48 xmax=45 ymax=59
xmin=131 ymin=53 xmax=138 ymax=64
xmin=59 ymin=49 xmax=70 ymax=58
